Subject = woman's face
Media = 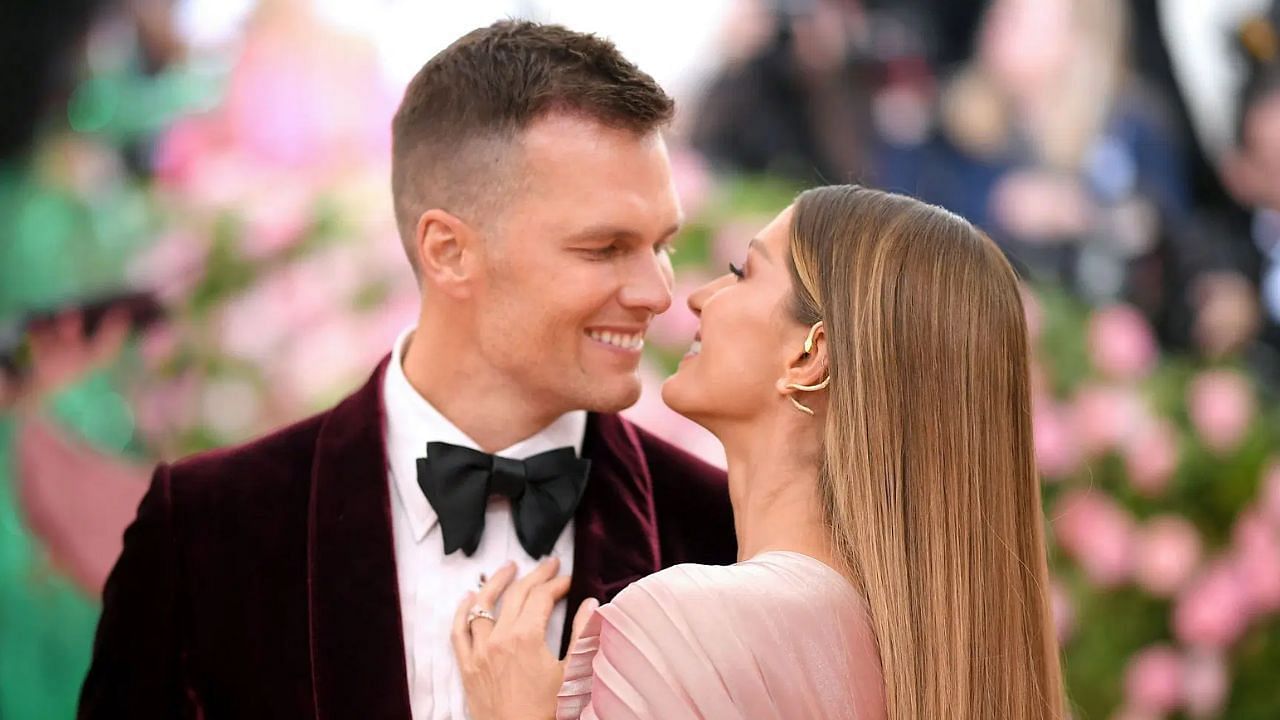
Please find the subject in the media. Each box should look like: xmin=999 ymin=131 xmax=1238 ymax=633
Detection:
xmin=662 ymin=206 xmax=805 ymax=428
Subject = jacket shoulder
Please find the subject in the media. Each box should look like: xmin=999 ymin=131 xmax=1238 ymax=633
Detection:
xmin=627 ymin=420 xmax=725 ymax=483
xmin=167 ymin=409 xmax=331 ymax=498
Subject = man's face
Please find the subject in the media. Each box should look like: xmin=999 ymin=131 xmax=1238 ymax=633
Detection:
xmin=471 ymin=114 xmax=681 ymax=415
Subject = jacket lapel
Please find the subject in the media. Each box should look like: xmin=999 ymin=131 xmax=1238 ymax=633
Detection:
xmin=307 ymin=357 xmax=412 ymax=719
xmin=561 ymin=413 xmax=661 ymax=653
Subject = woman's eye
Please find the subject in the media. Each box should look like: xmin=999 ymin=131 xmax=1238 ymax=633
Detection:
xmin=729 ymin=262 xmax=745 ymax=279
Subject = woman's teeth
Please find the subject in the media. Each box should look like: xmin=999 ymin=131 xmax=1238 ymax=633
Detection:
xmin=688 ymin=339 xmax=701 ymax=355
xmin=587 ymin=330 xmax=644 ymax=351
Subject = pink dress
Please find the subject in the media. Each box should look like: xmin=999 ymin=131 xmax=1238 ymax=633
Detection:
xmin=556 ymin=551 xmax=886 ymax=720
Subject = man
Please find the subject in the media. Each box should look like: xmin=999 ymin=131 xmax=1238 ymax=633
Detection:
xmin=79 ymin=20 xmax=736 ymax=719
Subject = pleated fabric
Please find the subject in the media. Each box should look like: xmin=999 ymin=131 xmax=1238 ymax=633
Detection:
xmin=557 ymin=551 xmax=885 ymax=720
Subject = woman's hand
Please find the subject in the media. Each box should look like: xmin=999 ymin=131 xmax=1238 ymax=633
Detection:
xmin=451 ymin=557 xmax=599 ymax=720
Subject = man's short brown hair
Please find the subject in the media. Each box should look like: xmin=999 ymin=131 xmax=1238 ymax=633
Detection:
xmin=390 ymin=20 xmax=676 ymax=273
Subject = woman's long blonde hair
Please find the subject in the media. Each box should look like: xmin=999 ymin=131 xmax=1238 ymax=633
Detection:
xmin=788 ymin=186 xmax=1064 ymax=719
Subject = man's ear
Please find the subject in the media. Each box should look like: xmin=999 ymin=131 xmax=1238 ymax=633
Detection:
xmin=416 ymin=208 xmax=480 ymax=299
xmin=775 ymin=322 xmax=830 ymax=397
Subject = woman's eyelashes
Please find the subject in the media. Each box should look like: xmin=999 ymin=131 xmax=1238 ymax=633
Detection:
xmin=729 ymin=261 xmax=745 ymax=279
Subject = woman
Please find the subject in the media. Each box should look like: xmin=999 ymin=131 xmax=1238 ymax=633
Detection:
xmin=449 ymin=185 xmax=1065 ymax=719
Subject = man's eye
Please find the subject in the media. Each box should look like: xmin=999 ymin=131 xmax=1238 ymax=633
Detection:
xmin=590 ymin=245 xmax=619 ymax=258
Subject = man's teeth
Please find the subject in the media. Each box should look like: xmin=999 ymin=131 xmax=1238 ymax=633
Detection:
xmin=688 ymin=339 xmax=701 ymax=355
xmin=588 ymin=330 xmax=645 ymax=351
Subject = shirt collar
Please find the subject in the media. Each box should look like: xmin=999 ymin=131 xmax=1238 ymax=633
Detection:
xmin=382 ymin=326 xmax=588 ymax=542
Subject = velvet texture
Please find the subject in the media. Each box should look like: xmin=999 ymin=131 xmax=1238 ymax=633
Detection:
xmin=78 ymin=358 xmax=736 ymax=719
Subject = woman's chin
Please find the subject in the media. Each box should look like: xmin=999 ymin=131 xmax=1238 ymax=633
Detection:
xmin=660 ymin=370 xmax=697 ymax=416
xmin=660 ymin=370 xmax=717 ymax=432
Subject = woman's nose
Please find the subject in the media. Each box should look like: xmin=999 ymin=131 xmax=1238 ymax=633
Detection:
xmin=686 ymin=274 xmax=733 ymax=316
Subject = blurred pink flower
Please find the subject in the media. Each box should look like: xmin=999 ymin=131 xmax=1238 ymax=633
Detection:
xmin=1174 ymin=559 xmax=1251 ymax=649
xmin=218 ymin=273 xmax=312 ymax=365
xmin=1182 ymin=651 xmax=1229 ymax=719
xmin=156 ymin=9 xmax=396 ymax=195
xmin=1123 ymin=644 xmax=1184 ymax=716
xmin=241 ymin=183 xmax=314 ymax=260
xmin=222 ymin=25 xmax=395 ymax=173
xmin=648 ymin=274 xmax=709 ymax=351
xmin=273 ymin=314 xmax=372 ymax=407
xmin=1187 ymin=370 xmax=1256 ymax=455
xmin=1123 ymin=419 xmax=1180 ymax=497
xmin=357 ymin=291 xmax=421 ymax=358
xmin=1049 ymin=576 xmax=1075 ymax=644
xmin=200 ymin=376 xmax=264 ymax=441
xmin=293 ymin=245 xmax=367 ymax=307
xmin=1231 ymin=509 xmax=1280 ymax=614
xmin=622 ymin=361 xmax=726 ymax=469
xmin=138 ymin=325 xmax=180 ymax=371
xmin=219 ymin=251 xmax=362 ymax=365
xmin=153 ymin=117 xmax=220 ymax=188
xmin=132 ymin=372 xmax=201 ymax=442
xmin=128 ymin=231 xmax=210 ymax=302
xmin=1088 ymin=304 xmax=1157 ymax=381
xmin=712 ymin=217 xmax=773 ymax=269
xmin=1052 ymin=489 xmax=1136 ymax=587
xmin=1070 ymin=383 xmax=1145 ymax=457
xmin=1134 ymin=515 xmax=1202 ymax=597
xmin=1032 ymin=400 xmax=1081 ymax=479
xmin=669 ymin=147 xmax=713 ymax=219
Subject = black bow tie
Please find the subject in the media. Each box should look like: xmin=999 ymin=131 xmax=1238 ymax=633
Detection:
xmin=416 ymin=442 xmax=591 ymax=558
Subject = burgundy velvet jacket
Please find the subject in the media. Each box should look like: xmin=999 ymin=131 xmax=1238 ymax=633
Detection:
xmin=78 ymin=359 xmax=736 ymax=719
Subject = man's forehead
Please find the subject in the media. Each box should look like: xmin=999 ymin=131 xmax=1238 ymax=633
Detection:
xmin=520 ymin=113 xmax=664 ymax=158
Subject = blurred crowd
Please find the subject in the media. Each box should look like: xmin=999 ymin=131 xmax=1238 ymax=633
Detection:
xmin=2 ymin=0 xmax=1280 ymax=718
xmin=692 ymin=0 xmax=1280 ymax=386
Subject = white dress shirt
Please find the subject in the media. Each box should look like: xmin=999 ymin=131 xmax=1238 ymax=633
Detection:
xmin=383 ymin=327 xmax=587 ymax=720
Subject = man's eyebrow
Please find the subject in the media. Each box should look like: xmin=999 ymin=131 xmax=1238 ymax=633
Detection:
xmin=563 ymin=222 xmax=683 ymax=243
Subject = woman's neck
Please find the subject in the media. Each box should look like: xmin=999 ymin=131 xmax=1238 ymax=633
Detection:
xmin=721 ymin=419 xmax=834 ymax=566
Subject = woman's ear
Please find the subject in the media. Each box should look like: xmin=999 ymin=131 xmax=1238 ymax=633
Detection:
xmin=776 ymin=322 xmax=830 ymax=397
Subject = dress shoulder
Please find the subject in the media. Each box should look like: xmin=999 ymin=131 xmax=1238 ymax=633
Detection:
xmin=557 ymin=553 xmax=885 ymax=720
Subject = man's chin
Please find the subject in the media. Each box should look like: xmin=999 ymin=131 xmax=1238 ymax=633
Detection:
xmin=579 ymin=374 xmax=643 ymax=414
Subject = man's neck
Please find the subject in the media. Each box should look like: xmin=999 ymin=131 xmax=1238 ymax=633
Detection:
xmin=401 ymin=324 xmax=569 ymax=453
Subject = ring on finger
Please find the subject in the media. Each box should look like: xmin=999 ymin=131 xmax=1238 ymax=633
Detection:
xmin=466 ymin=605 xmax=497 ymax=628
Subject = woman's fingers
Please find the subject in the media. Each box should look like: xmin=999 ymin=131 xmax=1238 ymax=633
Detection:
xmin=516 ymin=574 xmax=572 ymax=637
xmin=493 ymin=557 xmax=560 ymax=632
xmin=468 ymin=561 xmax=517 ymax=645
